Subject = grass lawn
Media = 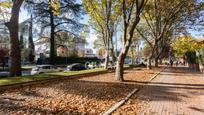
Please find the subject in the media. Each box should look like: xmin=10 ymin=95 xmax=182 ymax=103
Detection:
xmin=0 ymin=74 xmax=50 ymax=86
xmin=0 ymin=68 xmax=106 ymax=86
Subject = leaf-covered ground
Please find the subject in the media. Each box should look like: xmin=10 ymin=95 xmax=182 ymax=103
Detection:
xmin=0 ymin=67 xmax=160 ymax=114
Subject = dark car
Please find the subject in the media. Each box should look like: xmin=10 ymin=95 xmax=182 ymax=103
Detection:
xmin=66 ymin=63 xmax=86 ymax=71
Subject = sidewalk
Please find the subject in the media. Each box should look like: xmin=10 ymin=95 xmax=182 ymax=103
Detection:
xmin=139 ymin=66 xmax=204 ymax=115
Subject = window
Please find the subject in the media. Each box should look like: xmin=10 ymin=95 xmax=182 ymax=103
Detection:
xmin=42 ymin=66 xmax=51 ymax=69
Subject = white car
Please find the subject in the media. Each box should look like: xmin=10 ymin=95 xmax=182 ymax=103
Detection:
xmin=85 ymin=62 xmax=96 ymax=69
xmin=101 ymin=62 xmax=116 ymax=69
xmin=31 ymin=65 xmax=63 ymax=75
xmin=88 ymin=63 xmax=96 ymax=69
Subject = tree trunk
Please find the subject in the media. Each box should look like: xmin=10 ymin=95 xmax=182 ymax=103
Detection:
xmin=147 ymin=57 xmax=152 ymax=69
xmin=110 ymin=31 xmax=116 ymax=64
xmin=5 ymin=0 xmax=24 ymax=76
xmin=116 ymin=52 xmax=125 ymax=81
xmin=9 ymin=27 xmax=22 ymax=76
xmin=131 ymin=46 xmax=134 ymax=65
xmin=2 ymin=59 xmax=5 ymax=70
xmin=28 ymin=14 xmax=35 ymax=63
xmin=49 ymin=4 xmax=55 ymax=65
xmin=115 ymin=15 xmax=140 ymax=81
xmin=115 ymin=0 xmax=143 ymax=81
xmin=148 ymin=43 xmax=157 ymax=70
xmin=110 ymin=48 xmax=116 ymax=64
xmin=155 ymin=57 xmax=159 ymax=67
xmin=159 ymin=58 xmax=162 ymax=65
xmin=116 ymin=39 xmax=132 ymax=81
xmin=104 ymin=50 xmax=109 ymax=69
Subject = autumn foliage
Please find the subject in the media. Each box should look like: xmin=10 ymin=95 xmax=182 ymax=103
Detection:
xmin=172 ymin=36 xmax=204 ymax=56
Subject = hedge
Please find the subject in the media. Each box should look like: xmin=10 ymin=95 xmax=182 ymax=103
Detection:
xmin=37 ymin=56 xmax=102 ymax=65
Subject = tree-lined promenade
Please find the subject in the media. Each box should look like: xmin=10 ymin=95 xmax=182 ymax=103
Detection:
xmin=0 ymin=0 xmax=204 ymax=78
xmin=0 ymin=0 xmax=204 ymax=114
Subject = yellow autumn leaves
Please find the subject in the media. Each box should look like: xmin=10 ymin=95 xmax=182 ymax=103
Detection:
xmin=0 ymin=0 xmax=60 ymax=15
xmin=173 ymin=36 xmax=204 ymax=56
xmin=49 ymin=0 xmax=60 ymax=15
xmin=0 ymin=1 xmax=12 ymax=22
xmin=0 ymin=1 xmax=11 ymax=8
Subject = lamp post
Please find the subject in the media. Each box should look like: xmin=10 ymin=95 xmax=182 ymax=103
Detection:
xmin=115 ymin=28 xmax=117 ymax=58
xmin=66 ymin=42 xmax=68 ymax=65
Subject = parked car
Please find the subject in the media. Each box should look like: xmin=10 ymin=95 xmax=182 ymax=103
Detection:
xmin=124 ymin=57 xmax=131 ymax=64
xmin=101 ymin=62 xmax=116 ymax=70
xmin=0 ymin=72 xmax=9 ymax=77
xmin=66 ymin=63 xmax=86 ymax=71
xmin=163 ymin=60 xmax=170 ymax=65
xmin=108 ymin=62 xmax=116 ymax=70
xmin=88 ymin=63 xmax=96 ymax=69
xmin=31 ymin=65 xmax=63 ymax=75
xmin=135 ymin=57 xmax=145 ymax=65
xmin=85 ymin=62 xmax=99 ymax=69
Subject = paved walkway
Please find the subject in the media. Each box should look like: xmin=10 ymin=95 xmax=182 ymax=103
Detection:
xmin=138 ymin=67 xmax=204 ymax=115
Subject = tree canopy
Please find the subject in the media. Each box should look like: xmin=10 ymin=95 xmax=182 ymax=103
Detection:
xmin=173 ymin=36 xmax=204 ymax=57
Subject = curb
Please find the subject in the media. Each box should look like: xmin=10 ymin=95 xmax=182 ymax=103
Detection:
xmin=149 ymin=66 xmax=166 ymax=81
xmin=102 ymin=67 xmax=166 ymax=115
xmin=103 ymin=88 xmax=139 ymax=115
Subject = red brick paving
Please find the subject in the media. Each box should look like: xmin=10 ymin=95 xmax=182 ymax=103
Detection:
xmin=138 ymin=67 xmax=204 ymax=115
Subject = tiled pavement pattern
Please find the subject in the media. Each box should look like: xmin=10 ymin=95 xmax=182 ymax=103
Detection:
xmin=138 ymin=67 xmax=204 ymax=115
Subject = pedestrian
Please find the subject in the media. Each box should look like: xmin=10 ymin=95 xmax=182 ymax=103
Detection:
xmin=176 ymin=60 xmax=178 ymax=66
xmin=170 ymin=59 xmax=173 ymax=67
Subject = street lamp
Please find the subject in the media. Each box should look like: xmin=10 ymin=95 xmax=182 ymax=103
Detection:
xmin=66 ymin=42 xmax=69 ymax=65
